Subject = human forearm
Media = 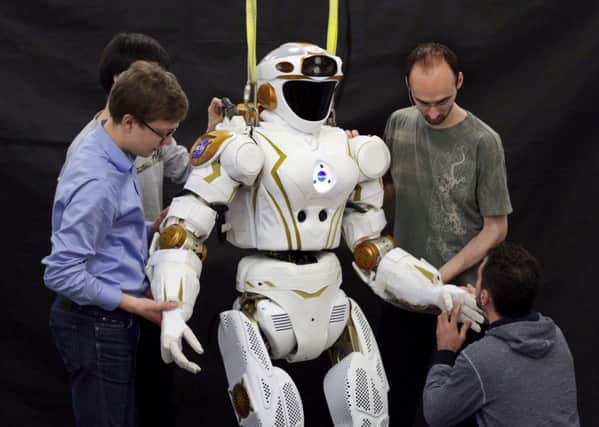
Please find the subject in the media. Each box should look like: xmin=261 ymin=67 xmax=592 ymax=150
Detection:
xmin=423 ymin=355 xmax=483 ymax=427
xmin=439 ymin=215 xmax=507 ymax=283
xmin=162 ymin=141 xmax=191 ymax=183
xmin=119 ymin=293 xmax=177 ymax=325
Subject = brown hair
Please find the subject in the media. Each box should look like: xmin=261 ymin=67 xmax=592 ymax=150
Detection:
xmin=482 ymin=242 xmax=541 ymax=318
xmin=406 ymin=42 xmax=460 ymax=83
xmin=108 ymin=60 xmax=188 ymax=124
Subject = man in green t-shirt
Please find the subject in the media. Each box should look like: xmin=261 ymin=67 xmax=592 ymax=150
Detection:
xmin=378 ymin=43 xmax=512 ymax=426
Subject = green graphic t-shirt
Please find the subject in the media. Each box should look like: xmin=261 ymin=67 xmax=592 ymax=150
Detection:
xmin=384 ymin=107 xmax=512 ymax=284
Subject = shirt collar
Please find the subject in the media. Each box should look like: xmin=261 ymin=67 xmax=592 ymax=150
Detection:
xmin=488 ymin=312 xmax=539 ymax=330
xmin=97 ymin=121 xmax=136 ymax=172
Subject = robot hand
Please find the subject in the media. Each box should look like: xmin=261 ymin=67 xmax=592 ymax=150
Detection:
xmin=146 ymin=239 xmax=204 ymax=373
xmin=435 ymin=284 xmax=484 ymax=333
xmin=160 ymin=308 xmax=204 ymax=374
xmin=355 ymin=247 xmax=484 ymax=332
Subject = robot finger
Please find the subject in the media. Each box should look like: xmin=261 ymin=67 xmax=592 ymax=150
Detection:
xmin=461 ymin=304 xmax=485 ymax=325
xmin=183 ymin=325 xmax=204 ymax=355
xmin=170 ymin=342 xmax=201 ymax=374
xmin=161 ymin=344 xmax=174 ymax=364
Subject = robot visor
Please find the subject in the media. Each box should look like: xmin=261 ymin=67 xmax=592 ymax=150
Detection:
xmin=283 ymin=80 xmax=337 ymax=122
xmin=302 ymin=55 xmax=338 ymax=77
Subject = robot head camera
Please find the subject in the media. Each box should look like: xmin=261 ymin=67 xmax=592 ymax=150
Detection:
xmin=256 ymin=42 xmax=343 ymax=134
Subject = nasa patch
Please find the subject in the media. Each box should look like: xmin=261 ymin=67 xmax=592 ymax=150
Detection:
xmin=312 ymin=161 xmax=336 ymax=193
xmin=191 ymin=138 xmax=211 ymax=160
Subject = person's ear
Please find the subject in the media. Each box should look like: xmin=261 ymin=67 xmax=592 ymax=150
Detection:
xmin=121 ymin=113 xmax=135 ymax=131
xmin=480 ymin=289 xmax=490 ymax=307
xmin=405 ymin=77 xmax=414 ymax=105
xmin=456 ymin=71 xmax=464 ymax=90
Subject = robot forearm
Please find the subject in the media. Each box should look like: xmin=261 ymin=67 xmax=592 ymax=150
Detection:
xmin=354 ymin=246 xmax=485 ymax=331
xmin=144 ymin=194 xmax=217 ymax=373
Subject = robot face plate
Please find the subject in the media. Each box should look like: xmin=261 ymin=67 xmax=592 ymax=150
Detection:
xmin=312 ymin=161 xmax=336 ymax=193
xmin=257 ymin=43 xmax=343 ymax=133
xmin=283 ymin=81 xmax=337 ymax=122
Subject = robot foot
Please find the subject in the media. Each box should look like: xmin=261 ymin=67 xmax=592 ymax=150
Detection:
xmin=218 ymin=310 xmax=304 ymax=427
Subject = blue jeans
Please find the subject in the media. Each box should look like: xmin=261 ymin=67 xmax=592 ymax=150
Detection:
xmin=50 ymin=296 xmax=140 ymax=427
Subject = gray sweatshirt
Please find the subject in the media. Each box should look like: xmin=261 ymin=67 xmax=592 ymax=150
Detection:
xmin=423 ymin=313 xmax=579 ymax=427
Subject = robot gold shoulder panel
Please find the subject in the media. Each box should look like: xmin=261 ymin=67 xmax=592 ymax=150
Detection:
xmin=190 ymin=130 xmax=233 ymax=167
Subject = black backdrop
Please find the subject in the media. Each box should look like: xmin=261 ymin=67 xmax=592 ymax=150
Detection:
xmin=1 ymin=1 xmax=598 ymax=426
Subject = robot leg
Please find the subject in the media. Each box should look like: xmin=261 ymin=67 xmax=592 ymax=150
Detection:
xmin=218 ymin=309 xmax=304 ymax=427
xmin=324 ymin=299 xmax=389 ymax=427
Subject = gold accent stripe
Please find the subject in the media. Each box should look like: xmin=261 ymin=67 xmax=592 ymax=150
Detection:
xmin=204 ymin=162 xmax=221 ymax=183
xmin=178 ymin=279 xmax=183 ymax=302
xmin=264 ymin=281 xmax=276 ymax=288
xmin=330 ymin=204 xmax=344 ymax=247
xmin=326 ymin=207 xmax=342 ymax=248
xmin=190 ymin=130 xmax=232 ymax=166
xmin=256 ymin=131 xmax=302 ymax=250
xmin=415 ymin=265 xmax=435 ymax=283
xmin=292 ymin=286 xmax=328 ymax=299
xmin=353 ymin=184 xmax=362 ymax=201
xmin=266 ymin=189 xmax=292 ymax=250
xmin=245 ymin=281 xmax=255 ymax=288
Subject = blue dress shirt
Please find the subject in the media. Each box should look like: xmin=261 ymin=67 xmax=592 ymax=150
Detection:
xmin=43 ymin=123 xmax=150 ymax=310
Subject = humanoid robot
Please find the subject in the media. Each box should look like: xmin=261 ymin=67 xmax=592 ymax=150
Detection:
xmin=145 ymin=42 xmax=482 ymax=427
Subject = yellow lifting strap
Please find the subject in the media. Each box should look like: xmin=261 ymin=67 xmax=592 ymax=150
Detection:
xmin=246 ymin=0 xmax=257 ymax=85
xmin=244 ymin=0 xmax=258 ymax=127
xmin=326 ymin=0 xmax=339 ymax=55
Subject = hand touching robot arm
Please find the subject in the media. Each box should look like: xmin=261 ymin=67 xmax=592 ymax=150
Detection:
xmin=342 ymin=135 xmax=483 ymax=331
xmin=145 ymin=126 xmax=264 ymax=373
xmin=145 ymin=194 xmax=216 ymax=373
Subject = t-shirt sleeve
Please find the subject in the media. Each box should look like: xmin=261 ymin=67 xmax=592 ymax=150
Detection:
xmin=476 ymin=131 xmax=513 ymax=216
xmin=383 ymin=113 xmax=396 ymax=150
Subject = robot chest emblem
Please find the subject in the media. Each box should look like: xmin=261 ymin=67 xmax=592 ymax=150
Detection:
xmin=312 ymin=161 xmax=336 ymax=193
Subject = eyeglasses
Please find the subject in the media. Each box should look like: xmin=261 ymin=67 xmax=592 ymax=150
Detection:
xmin=141 ymin=120 xmax=177 ymax=144
xmin=410 ymin=90 xmax=456 ymax=110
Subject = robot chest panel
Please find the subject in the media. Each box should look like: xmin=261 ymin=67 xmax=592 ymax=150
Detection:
xmin=254 ymin=128 xmax=359 ymax=209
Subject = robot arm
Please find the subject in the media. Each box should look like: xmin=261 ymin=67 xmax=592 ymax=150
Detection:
xmin=145 ymin=195 xmax=215 ymax=373
xmin=354 ymin=247 xmax=484 ymax=332
xmin=342 ymin=134 xmax=390 ymax=251
xmin=146 ymin=127 xmax=264 ymax=373
xmin=342 ymin=136 xmax=483 ymax=331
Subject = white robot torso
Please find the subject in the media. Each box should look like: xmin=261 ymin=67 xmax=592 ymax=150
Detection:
xmin=226 ymin=112 xmax=360 ymax=251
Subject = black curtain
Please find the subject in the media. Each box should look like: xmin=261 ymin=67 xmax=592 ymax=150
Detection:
xmin=1 ymin=1 xmax=597 ymax=426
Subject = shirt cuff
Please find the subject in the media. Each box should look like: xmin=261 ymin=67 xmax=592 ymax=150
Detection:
xmin=95 ymin=284 xmax=123 ymax=311
xmin=432 ymin=350 xmax=457 ymax=366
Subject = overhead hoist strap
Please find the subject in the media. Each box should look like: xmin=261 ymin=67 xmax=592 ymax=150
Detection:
xmin=327 ymin=0 xmax=339 ymax=55
xmin=246 ymin=0 xmax=257 ymax=86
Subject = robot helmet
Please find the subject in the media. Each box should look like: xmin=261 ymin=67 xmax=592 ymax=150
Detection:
xmin=256 ymin=42 xmax=343 ymax=133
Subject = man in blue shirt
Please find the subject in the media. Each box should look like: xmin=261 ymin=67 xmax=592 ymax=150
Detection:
xmin=43 ymin=60 xmax=190 ymax=427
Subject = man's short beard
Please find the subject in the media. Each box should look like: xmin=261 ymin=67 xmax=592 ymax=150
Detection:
xmin=424 ymin=103 xmax=454 ymax=125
